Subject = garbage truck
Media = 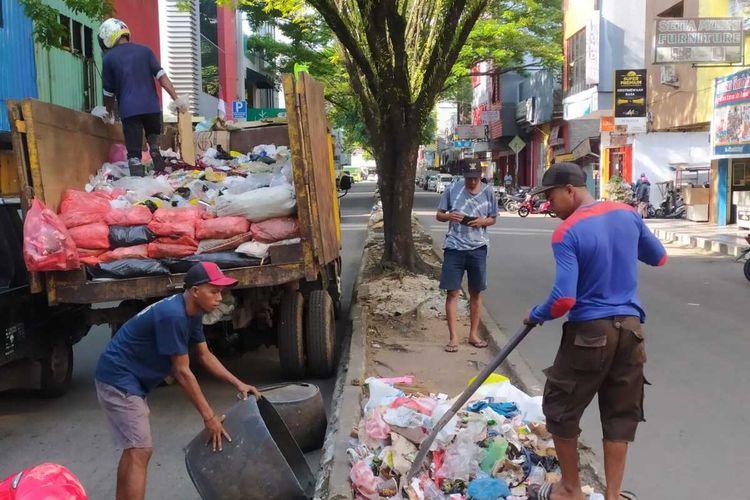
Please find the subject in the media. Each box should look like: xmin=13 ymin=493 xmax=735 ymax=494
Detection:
xmin=1 ymin=73 xmax=342 ymax=396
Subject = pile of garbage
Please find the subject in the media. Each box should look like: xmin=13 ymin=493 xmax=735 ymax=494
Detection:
xmin=22 ymin=143 xmax=302 ymax=279
xmin=349 ymin=376 xmax=566 ymax=500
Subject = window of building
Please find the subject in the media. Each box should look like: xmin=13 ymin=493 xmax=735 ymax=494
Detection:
xmin=566 ymin=28 xmax=588 ymax=96
xmin=199 ymin=0 xmax=220 ymax=98
xmin=658 ymin=1 xmax=684 ymax=18
xmin=59 ymin=15 xmax=71 ymax=49
xmin=72 ymin=20 xmax=83 ymax=54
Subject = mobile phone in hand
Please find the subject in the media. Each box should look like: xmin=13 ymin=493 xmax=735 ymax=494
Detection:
xmin=461 ymin=215 xmax=477 ymax=225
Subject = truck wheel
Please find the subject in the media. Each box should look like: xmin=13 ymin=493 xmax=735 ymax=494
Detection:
xmin=744 ymin=259 xmax=750 ymax=282
xmin=278 ymin=292 xmax=306 ymax=379
xmin=305 ymin=290 xmax=336 ymax=378
xmin=39 ymin=337 xmax=73 ymax=398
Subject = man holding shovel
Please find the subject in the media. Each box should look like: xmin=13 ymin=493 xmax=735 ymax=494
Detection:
xmin=525 ymin=163 xmax=667 ymax=500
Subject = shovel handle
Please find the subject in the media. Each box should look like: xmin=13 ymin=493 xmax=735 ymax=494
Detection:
xmin=405 ymin=323 xmax=536 ymax=484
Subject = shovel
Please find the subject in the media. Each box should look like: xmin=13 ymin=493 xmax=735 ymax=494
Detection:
xmin=405 ymin=322 xmax=537 ymax=485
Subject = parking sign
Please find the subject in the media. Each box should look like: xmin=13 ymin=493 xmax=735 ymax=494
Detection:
xmin=232 ymin=101 xmax=247 ymax=121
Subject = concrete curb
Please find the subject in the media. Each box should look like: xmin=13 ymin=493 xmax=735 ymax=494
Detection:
xmin=314 ymin=245 xmax=370 ymax=499
xmin=652 ymin=228 xmax=743 ymax=258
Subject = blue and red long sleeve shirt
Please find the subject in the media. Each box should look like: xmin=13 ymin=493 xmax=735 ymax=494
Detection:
xmin=530 ymin=201 xmax=667 ymax=324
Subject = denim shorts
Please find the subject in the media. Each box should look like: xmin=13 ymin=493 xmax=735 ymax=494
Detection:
xmin=439 ymin=246 xmax=488 ymax=292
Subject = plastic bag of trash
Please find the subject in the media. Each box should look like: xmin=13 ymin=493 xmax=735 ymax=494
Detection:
xmin=59 ymin=189 xmax=112 ymax=228
xmin=250 ymin=217 xmax=300 ymax=243
xmin=195 ymin=217 xmax=251 ymax=240
xmin=215 ymin=184 xmax=296 ymax=221
xmin=364 ymin=378 xmax=403 ymax=414
xmin=467 ymin=478 xmax=510 ymax=500
xmin=147 ymin=241 xmax=197 ymax=259
xmin=112 ymin=175 xmax=174 ymax=199
xmin=109 ymin=225 xmax=155 ymax=248
xmin=235 ymin=241 xmax=270 ymax=259
xmin=164 ymin=252 xmax=263 ymax=273
xmin=99 ymin=245 xmax=149 ymax=263
xmin=108 ymin=144 xmax=127 ymax=163
xmin=23 ymin=198 xmax=80 ymax=272
xmin=224 ymin=173 xmax=274 ymax=194
xmin=105 ymin=206 xmax=153 ymax=226
xmin=436 ymin=432 xmax=482 ymax=481
xmin=349 ymin=460 xmax=379 ymax=500
xmin=474 ymin=381 xmax=545 ymax=422
xmin=68 ymin=223 xmax=110 ymax=250
xmin=88 ymin=259 xmax=170 ymax=279
xmin=147 ymin=220 xmax=196 ymax=239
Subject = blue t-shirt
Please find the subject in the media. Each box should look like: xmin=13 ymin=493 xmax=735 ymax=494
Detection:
xmin=438 ymin=182 xmax=498 ymax=251
xmin=102 ymin=43 xmax=163 ymax=119
xmin=530 ymin=202 xmax=667 ymax=324
xmin=95 ymin=294 xmax=205 ymax=397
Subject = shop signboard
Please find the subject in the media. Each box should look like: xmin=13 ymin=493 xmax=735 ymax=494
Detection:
xmin=712 ymin=68 xmax=750 ymax=158
xmin=457 ymin=124 xmax=487 ymax=140
xmin=586 ymin=11 xmax=600 ymax=85
xmin=614 ymin=70 xmax=647 ymax=134
xmin=653 ymin=17 xmax=743 ymax=64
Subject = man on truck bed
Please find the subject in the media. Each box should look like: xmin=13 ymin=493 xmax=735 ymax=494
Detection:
xmin=95 ymin=262 xmax=261 ymax=500
xmin=98 ymin=18 xmax=188 ymax=176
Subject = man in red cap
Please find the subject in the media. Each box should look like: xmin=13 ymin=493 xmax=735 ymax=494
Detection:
xmin=94 ymin=262 xmax=260 ymax=500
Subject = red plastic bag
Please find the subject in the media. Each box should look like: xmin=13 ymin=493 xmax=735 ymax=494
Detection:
xmin=250 ymin=217 xmax=300 ymax=243
xmin=0 ymin=462 xmax=88 ymax=500
xmin=155 ymin=234 xmax=199 ymax=247
xmin=23 ymin=198 xmax=80 ymax=272
xmin=195 ymin=217 xmax=250 ymax=240
xmin=152 ymin=207 xmax=210 ymax=223
xmin=58 ymin=189 xmax=111 ymax=228
xmin=105 ymin=206 xmax=153 ymax=226
xmin=109 ymin=143 xmax=127 ymax=163
xmin=68 ymin=223 xmax=110 ymax=250
xmin=78 ymin=248 xmax=105 ymax=266
xmin=147 ymin=220 xmax=196 ymax=239
xmin=147 ymin=242 xmax=197 ymax=259
xmin=99 ymin=245 xmax=149 ymax=263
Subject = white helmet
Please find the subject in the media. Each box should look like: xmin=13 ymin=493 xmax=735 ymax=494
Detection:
xmin=98 ymin=18 xmax=130 ymax=49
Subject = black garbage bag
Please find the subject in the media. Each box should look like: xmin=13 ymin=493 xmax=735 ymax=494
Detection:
xmin=109 ymin=225 xmax=155 ymax=248
xmin=88 ymin=259 xmax=170 ymax=280
xmin=164 ymin=252 xmax=265 ymax=274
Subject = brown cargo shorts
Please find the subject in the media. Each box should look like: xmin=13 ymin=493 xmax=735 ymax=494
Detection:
xmin=542 ymin=316 xmax=648 ymax=442
xmin=95 ymin=379 xmax=153 ymax=449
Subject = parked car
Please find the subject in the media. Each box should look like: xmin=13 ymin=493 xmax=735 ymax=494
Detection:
xmin=435 ymin=174 xmax=453 ymax=194
xmin=427 ymin=176 xmax=439 ymax=191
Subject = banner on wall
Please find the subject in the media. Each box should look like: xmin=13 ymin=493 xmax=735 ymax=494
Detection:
xmin=712 ymin=68 xmax=750 ymax=158
xmin=613 ymin=70 xmax=647 ymax=134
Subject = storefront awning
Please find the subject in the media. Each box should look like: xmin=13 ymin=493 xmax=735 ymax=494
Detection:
xmin=246 ymin=68 xmax=276 ymax=89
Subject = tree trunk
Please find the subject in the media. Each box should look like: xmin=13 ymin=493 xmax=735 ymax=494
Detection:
xmin=374 ymin=126 xmax=427 ymax=273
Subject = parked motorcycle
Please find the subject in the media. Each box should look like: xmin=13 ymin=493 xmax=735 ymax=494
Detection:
xmin=518 ymin=196 xmax=555 ymax=218
xmin=736 ymin=234 xmax=750 ymax=282
xmin=504 ymin=189 xmax=528 ymax=212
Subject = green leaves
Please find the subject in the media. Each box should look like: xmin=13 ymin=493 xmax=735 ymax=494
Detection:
xmin=20 ymin=0 xmax=113 ymax=48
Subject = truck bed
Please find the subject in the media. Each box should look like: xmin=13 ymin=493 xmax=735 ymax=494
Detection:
xmin=9 ymin=73 xmax=341 ymax=305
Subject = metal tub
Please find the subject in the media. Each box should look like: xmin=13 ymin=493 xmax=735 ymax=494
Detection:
xmin=185 ymin=397 xmax=315 ymax=500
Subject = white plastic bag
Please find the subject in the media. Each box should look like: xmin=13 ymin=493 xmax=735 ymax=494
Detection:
xmin=474 ymin=381 xmax=544 ymax=422
xmin=215 ymin=184 xmax=296 ymax=221
xmin=236 ymin=241 xmax=270 ymax=259
xmin=91 ymin=106 xmax=114 ymax=124
xmin=112 ymin=175 xmax=174 ymax=199
xmin=364 ymin=377 xmax=403 ymax=414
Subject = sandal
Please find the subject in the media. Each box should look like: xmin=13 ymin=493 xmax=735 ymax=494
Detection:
xmin=620 ymin=491 xmax=638 ymax=500
xmin=444 ymin=344 xmax=459 ymax=353
xmin=529 ymin=482 xmax=553 ymax=500
xmin=468 ymin=339 xmax=488 ymax=348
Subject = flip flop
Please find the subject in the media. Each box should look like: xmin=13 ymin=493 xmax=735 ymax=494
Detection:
xmin=468 ymin=339 xmax=488 ymax=348
xmin=620 ymin=491 xmax=638 ymax=500
xmin=529 ymin=482 xmax=553 ymax=500
xmin=444 ymin=344 xmax=459 ymax=353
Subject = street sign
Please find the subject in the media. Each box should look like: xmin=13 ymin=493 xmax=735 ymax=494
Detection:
xmin=231 ymin=100 xmax=247 ymax=121
xmin=509 ymin=136 xmax=526 ymax=154
xmin=481 ymin=110 xmax=500 ymax=124
xmin=453 ymin=140 xmax=473 ymax=149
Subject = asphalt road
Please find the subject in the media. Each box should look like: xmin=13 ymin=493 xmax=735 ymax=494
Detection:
xmin=414 ymin=188 xmax=749 ymax=498
xmin=0 ymin=182 xmax=375 ymax=499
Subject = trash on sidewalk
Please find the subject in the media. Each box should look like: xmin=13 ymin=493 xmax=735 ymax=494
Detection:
xmin=348 ymin=376 xmax=598 ymax=499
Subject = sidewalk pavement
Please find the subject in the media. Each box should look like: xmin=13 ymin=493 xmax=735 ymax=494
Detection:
xmin=646 ymin=219 xmax=749 ymax=257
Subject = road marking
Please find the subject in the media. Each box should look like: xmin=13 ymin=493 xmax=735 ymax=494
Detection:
xmin=341 ymin=224 xmax=368 ymax=230
xmin=428 ymin=226 xmax=552 ymax=235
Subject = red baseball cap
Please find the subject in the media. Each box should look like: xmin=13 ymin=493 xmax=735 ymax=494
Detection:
xmin=183 ymin=262 xmax=238 ymax=288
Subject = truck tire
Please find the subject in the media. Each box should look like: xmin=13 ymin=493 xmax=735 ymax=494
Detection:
xmin=744 ymin=259 xmax=750 ymax=282
xmin=305 ymin=290 xmax=336 ymax=378
xmin=39 ymin=337 xmax=73 ymax=398
xmin=278 ymin=292 xmax=306 ymax=379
